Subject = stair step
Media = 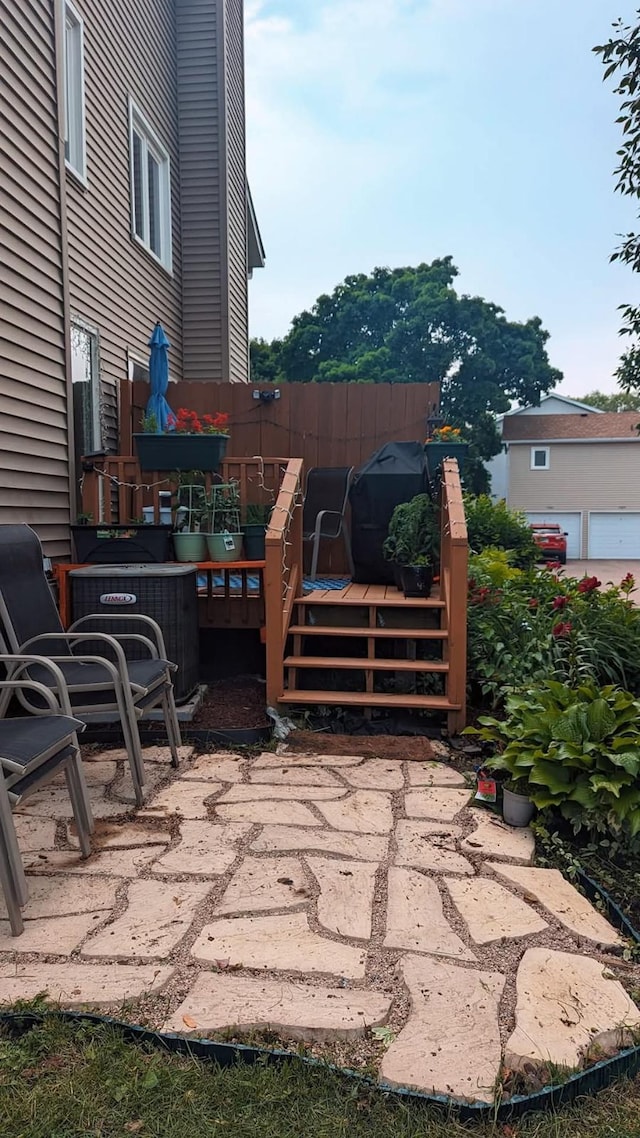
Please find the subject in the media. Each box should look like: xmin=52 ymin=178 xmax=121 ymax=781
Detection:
xmin=284 ymin=656 xmax=449 ymax=673
xmin=289 ymin=625 xmax=448 ymax=640
xmin=280 ymin=691 xmax=461 ymax=711
xmin=299 ymin=594 xmax=445 ymax=609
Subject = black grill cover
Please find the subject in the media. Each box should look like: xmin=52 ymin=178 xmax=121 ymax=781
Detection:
xmin=349 ymin=441 xmax=427 ymax=584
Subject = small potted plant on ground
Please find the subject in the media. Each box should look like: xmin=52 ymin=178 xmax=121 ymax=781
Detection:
xmin=206 ymin=481 xmax=244 ymax=562
xmin=383 ymin=493 xmax=440 ymax=597
xmin=133 ymin=408 xmax=230 ymax=472
xmin=242 ymin=503 xmax=272 ymax=561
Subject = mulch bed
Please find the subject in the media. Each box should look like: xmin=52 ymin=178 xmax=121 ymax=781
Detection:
xmin=191 ymin=679 xmax=271 ymax=730
xmin=285 ymin=729 xmax=435 ymax=762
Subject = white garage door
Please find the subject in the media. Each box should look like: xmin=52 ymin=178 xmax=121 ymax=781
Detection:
xmin=525 ymin=513 xmax=581 ymax=559
xmin=588 ymin=513 xmax=640 ymax=558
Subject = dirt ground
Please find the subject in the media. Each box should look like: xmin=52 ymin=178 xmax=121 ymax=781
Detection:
xmin=285 ymin=729 xmax=436 ymax=762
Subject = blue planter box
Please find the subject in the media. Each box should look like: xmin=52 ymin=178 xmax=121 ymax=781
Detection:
xmin=133 ymin=433 xmax=229 ymax=473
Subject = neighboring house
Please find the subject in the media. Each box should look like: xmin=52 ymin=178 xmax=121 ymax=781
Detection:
xmin=0 ymin=0 xmax=264 ymax=557
xmin=501 ymin=410 xmax=640 ymax=559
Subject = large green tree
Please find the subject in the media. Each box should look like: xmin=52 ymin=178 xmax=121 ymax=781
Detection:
xmin=594 ymin=14 xmax=640 ymax=390
xmin=579 ymin=389 xmax=640 ymax=411
xmin=250 ymin=259 xmax=562 ymax=489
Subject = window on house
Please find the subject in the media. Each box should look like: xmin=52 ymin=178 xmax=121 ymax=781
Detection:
xmin=129 ymin=101 xmax=172 ymax=270
xmin=531 ymin=446 xmax=550 ymax=470
xmin=71 ymin=321 xmax=101 ymax=460
xmin=64 ymin=1 xmax=86 ymax=181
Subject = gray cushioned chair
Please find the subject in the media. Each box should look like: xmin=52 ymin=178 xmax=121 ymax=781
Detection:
xmin=302 ymin=467 xmax=355 ymax=580
xmin=0 ymin=654 xmax=93 ymax=936
xmin=0 ymin=525 xmax=182 ymax=807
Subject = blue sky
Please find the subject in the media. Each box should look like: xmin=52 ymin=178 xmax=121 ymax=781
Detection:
xmin=245 ymin=0 xmax=637 ymax=396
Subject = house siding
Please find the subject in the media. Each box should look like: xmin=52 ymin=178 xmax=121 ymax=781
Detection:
xmin=176 ymin=0 xmax=226 ymax=381
xmin=65 ymin=0 xmax=184 ymax=438
xmin=508 ymin=441 xmax=640 ymax=557
xmin=224 ymin=0 xmax=249 ymax=382
xmin=0 ymin=0 xmax=71 ymax=557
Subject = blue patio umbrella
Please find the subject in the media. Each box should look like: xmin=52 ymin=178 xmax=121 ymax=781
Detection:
xmin=145 ymin=321 xmax=173 ymax=432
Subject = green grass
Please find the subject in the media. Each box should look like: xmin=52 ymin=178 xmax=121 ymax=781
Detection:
xmin=2 ymin=1017 xmax=640 ymax=1138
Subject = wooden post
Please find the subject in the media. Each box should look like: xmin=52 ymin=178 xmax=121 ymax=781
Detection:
xmin=441 ymin=460 xmax=468 ymax=734
xmin=264 ymin=530 xmax=284 ymax=706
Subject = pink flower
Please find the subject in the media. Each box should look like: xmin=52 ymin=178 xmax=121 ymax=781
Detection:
xmin=528 ymin=598 xmax=539 ymax=610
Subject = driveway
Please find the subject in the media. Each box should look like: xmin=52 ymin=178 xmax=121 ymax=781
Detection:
xmin=565 ymin=560 xmax=640 ymax=589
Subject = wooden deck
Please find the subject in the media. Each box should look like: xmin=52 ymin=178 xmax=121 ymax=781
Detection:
xmin=78 ymin=456 xmax=468 ymax=731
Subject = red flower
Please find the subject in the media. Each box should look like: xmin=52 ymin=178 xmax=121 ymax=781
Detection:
xmin=621 ymin=572 xmax=636 ymax=593
xmin=552 ymin=595 xmax=568 ymax=610
xmin=470 ymin=586 xmax=492 ymax=605
xmin=528 ymin=598 xmax=539 ymax=610
xmin=552 ymin=621 xmax=573 ymax=638
xmin=468 ymin=578 xmax=477 ymax=593
xmin=546 ymin=561 xmax=562 ymax=571
xmin=577 ymin=576 xmax=601 ymax=594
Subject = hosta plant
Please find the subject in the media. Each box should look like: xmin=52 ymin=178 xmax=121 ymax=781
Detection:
xmin=466 ymin=681 xmax=640 ymax=839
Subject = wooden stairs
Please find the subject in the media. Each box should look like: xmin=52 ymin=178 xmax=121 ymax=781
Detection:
xmin=279 ymin=582 xmax=466 ymax=730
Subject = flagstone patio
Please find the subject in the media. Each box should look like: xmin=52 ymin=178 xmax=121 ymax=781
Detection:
xmin=2 ymin=741 xmax=640 ymax=1105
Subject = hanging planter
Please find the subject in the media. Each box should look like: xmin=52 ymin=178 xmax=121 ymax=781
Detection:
xmin=133 ymin=432 xmax=229 ymax=473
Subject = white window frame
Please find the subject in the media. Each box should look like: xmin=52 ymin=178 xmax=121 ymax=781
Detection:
xmin=63 ymin=0 xmax=87 ymax=183
xmin=530 ymin=446 xmax=550 ymax=471
xmin=128 ymin=98 xmax=172 ymax=271
xmin=70 ymin=317 xmax=102 ymax=454
xmin=127 ymin=353 xmax=150 ymax=384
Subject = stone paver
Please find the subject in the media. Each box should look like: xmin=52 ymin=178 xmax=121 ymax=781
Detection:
xmin=488 ymin=864 xmax=623 ymax=947
xmin=404 ymin=788 xmax=472 ymax=822
xmin=215 ymin=856 xmax=308 ymax=914
xmin=0 ymin=963 xmax=174 ymax=1005
xmin=341 ymin=760 xmax=404 ymax=791
xmin=0 ymin=912 xmax=109 ymax=955
xmin=138 ymin=780 xmax=221 ymax=820
xmin=0 ymin=875 xmax=117 ymax=921
xmin=24 ymin=847 xmax=166 ymax=877
xmin=153 ymin=821 xmax=251 ymax=876
xmin=52 ymin=760 xmax=118 ymax=787
xmin=192 ymin=912 xmax=367 ymax=978
xmin=215 ymin=800 xmax=322 ymax=826
xmin=69 ymin=820 xmax=172 ymax=850
xmin=105 ymin=746 xmax=194 ymax=765
xmin=248 ymin=766 xmax=342 ymax=786
xmin=165 ymin=973 xmax=391 ymax=1041
xmin=217 ymin=784 xmax=347 ymax=803
xmin=384 ymin=868 xmax=475 ymax=960
xmin=445 ymin=877 xmax=548 ymax=944
xmin=113 ymin=762 xmax=170 ymax=804
xmin=306 ymin=857 xmax=378 ymax=939
xmin=13 ymin=815 xmax=57 ymax=852
xmin=381 ymin=955 xmax=504 ymax=1102
xmin=254 ymin=751 xmax=363 ymax=769
xmin=251 ymin=825 xmax=388 ymax=861
xmin=17 ymin=786 xmax=128 ymax=821
xmin=316 ymin=790 xmax=393 ymax=834
xmin=406 ymin=762 xmax=467 ymax=788
xmin=183 ymin=753 xmax=244 ymax=782
xmin=82 ymin=880 xmax=211 ymax=959
xmin=394 ymin=820 xmax=474 ymax=875
xmin=505 ymin=948 xmax=640 ymax=1071
xmin=460 ymin=813 xmax=535 ymax=864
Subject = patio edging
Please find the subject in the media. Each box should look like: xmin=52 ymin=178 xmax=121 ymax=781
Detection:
xmin=2 ymin=868 xmax=639 ymax=1124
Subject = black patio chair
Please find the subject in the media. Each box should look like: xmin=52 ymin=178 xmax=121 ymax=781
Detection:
xmin=0 ymin=525 xmax=182 ymax=807
xmin=302 ymin=467 xmax=355 ymax=580
xmin=0 ymin=655 xmax=93 ymax=936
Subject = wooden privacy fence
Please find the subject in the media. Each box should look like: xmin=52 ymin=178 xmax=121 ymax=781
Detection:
xmin=123 ymin=381 xmax=440 ymax=472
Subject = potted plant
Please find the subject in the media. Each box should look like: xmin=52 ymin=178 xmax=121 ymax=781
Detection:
xmin=500 ymin=780 xmax=536 ymax=827
xmin=424 ymin=424 xmax=469 ymax=478
xmin=383 ymin=493 xmax=440 ymax=597
xmin=133 ymin=408 xmax=230 ymax=472
xmin=173 ymin=478 xmax=209 ymax=562
xmin=242 ymin=503 xmax=272 ymax=561
xmin=206 ymin=481 xmax=243 ymax=562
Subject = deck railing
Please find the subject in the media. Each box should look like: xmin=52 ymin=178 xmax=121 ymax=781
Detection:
xmin=264 ymin=458 xmax=304 ymax=707
xmin=439 ymin=458 xmax=468 ymax=731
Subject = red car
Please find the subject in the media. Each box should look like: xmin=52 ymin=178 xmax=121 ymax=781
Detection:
xmin=530 ymin=523 xmax=567 ymax=565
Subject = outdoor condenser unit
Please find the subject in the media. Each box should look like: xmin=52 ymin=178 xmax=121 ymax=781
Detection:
xmin=69 ymin=565 xmax=199 ymax=703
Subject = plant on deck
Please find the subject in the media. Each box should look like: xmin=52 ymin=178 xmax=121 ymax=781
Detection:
xmin=383 ymin=493 xmax=440 ymax=567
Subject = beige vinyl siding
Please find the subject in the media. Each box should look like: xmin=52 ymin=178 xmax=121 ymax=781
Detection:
xmin=176 ymin=0 xmax=226 ymax=381
xmin=0 ymin=0 xmax=71 ymax=557
xmin=65 ymin=0 xmax=183 ymax=433
xmin=508 ymin=441 xmax=640 ymax=557
xmin=224 ymin=0 xmax=249 ymax=382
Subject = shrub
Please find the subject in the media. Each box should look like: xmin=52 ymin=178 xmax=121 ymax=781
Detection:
xmin=383 ymin=494 xmax=440 ymax=567
xmin=467 ymin=681 xmax=640 ymax=839
xmin=464 ymin=496 xmax=538 ymax=568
